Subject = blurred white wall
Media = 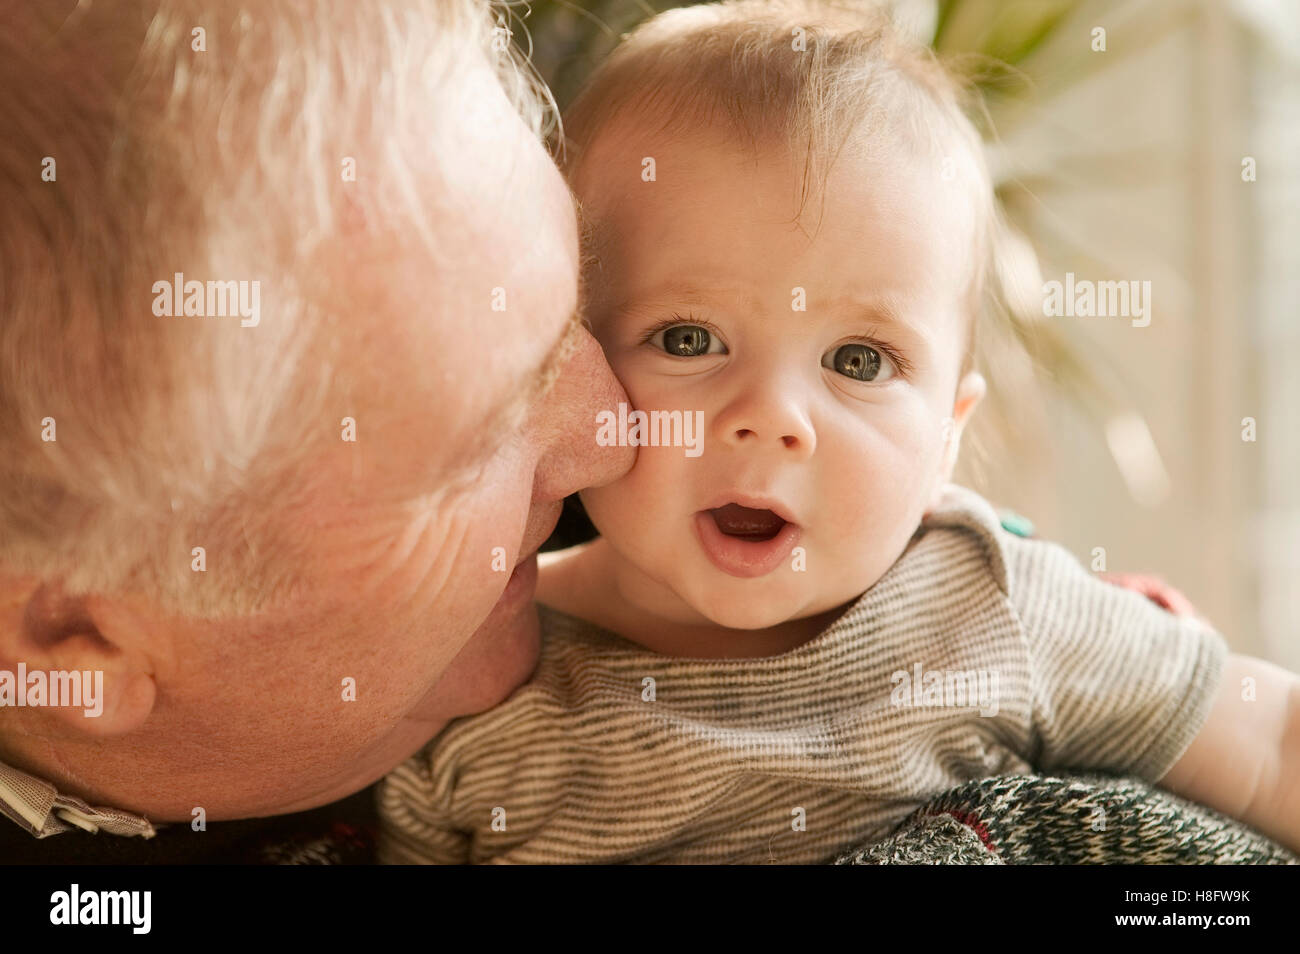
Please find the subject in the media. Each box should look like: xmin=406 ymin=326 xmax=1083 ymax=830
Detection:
xmin=954 ymin=0 xmax=1298 ymax=669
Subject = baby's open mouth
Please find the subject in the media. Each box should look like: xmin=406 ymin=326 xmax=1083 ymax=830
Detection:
xmin=709 ymin=503 xmax=788 ymax=542
xmin=694 ymin=501 xmax=802 ymax=579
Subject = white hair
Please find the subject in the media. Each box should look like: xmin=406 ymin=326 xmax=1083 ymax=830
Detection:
xmin=0 ymin=0 xmax=553 ymax=616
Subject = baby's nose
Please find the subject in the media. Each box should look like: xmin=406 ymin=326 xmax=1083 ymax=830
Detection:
xmin=731 ymin=426 xmax=804 ymax=450
xmin=713 ymin=388 xmax=816 ymax=459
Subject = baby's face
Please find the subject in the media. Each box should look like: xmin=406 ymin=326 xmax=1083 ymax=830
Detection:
xmin=574 ymin=127 xmax=980 ymax=630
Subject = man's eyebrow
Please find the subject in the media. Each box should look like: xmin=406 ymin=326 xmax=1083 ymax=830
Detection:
xmin=442 ymin=307 xmax=586 ymax=482
xmin=525 ymin=305 xmax=587 ymax=404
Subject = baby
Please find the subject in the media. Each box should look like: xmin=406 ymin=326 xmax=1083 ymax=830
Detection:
xmin=380 ymin=0 xmax=1300 ymax=863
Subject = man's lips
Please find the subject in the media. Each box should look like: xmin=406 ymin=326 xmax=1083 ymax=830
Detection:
xmin=497 ymin=552 xmax=538 ymax=613
xmin=694 ymin=495 xmax=802 ymax=578
xmin=492 ymin=500 xmax=563 ymax=615
xmin=518 ymin=501 xmax=564 ymax=561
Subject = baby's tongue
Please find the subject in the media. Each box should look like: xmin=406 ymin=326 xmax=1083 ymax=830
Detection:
xmin=710 ymin=504 xmax=785 ymax=540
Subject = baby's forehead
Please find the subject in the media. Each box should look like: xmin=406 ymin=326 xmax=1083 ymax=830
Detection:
xmin=576 ymin=121 xmax=982 ymax=296
xmin=579 ymin=108 xmax=979 ymax=217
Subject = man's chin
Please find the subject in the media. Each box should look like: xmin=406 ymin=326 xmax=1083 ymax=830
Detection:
xmin=437 ymin=554 xmax=543 ymax=717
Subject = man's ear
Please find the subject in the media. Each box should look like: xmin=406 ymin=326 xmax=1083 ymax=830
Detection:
xmin=0 ymin=578 xmax=158 ymax=738
xmin=930 ymin=371 xmax=987 ymax=508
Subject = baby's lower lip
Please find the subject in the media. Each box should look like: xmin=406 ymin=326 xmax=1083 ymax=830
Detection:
xmin=693 ymin=510 xmax=802 ymax=579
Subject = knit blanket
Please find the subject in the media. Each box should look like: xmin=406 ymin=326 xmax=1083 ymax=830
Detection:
xmin=834 ymin=772 xmax=1299 ymax=864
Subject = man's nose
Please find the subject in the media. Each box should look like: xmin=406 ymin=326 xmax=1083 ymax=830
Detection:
xmin=710 ymin=364 xmax=817 ymax=459
xmin=531 ymin=327 xmax=635 ymax=502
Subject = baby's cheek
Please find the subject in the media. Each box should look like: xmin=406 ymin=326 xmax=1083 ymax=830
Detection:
xmin=819 ymin=418 xmax=936 ymax=545
xmin=609 ymin=359 xmax=663 ymax=408
xmin=875 ymin=399 xmax=949 ymax=478
xmin=581 ymin=444 xmax=669 ymax=539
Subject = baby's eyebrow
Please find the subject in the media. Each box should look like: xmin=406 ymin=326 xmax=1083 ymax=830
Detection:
xmin=827 ymin=292 xmax=908 ymax=324
xmin=832 ymin=294 xmax=934 ymax=342
xmin=608 ymin=282 xmax=762 ymax=314
xmin=613 ymin=286 xmax=920 ymax=335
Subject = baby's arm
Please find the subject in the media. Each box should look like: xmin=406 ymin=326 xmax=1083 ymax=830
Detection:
xmin=1002 ymin=527 xmax=1298 ymax=851
xmin=1158 ymin=652 xmax=1300 ymax=855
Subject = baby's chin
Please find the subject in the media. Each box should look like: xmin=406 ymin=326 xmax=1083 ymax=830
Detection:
xmin=696 ymin=604 xmax=787 ymax=631
xmin=686 ymin=586 xmax=844 ymax=632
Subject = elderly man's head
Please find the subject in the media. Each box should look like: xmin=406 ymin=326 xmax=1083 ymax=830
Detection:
xmin=0 ymin=0 xmax=631 ymax=819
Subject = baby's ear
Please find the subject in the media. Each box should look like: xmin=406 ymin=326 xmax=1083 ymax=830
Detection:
xmin=951 ymin=371 xmax=986 ymax=430
xmin=933 ymin=371 xmax=987 ymax=499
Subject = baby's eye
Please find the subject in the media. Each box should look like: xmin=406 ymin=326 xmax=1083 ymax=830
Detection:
xmin=822 ymin=342 xmax=897 ymax=382
xmin=652 ymin=324 xmax=727 ymax=357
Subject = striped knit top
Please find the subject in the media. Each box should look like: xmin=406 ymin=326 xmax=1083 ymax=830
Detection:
xmin=378 ymin=484 xmax=1228 ymax=864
